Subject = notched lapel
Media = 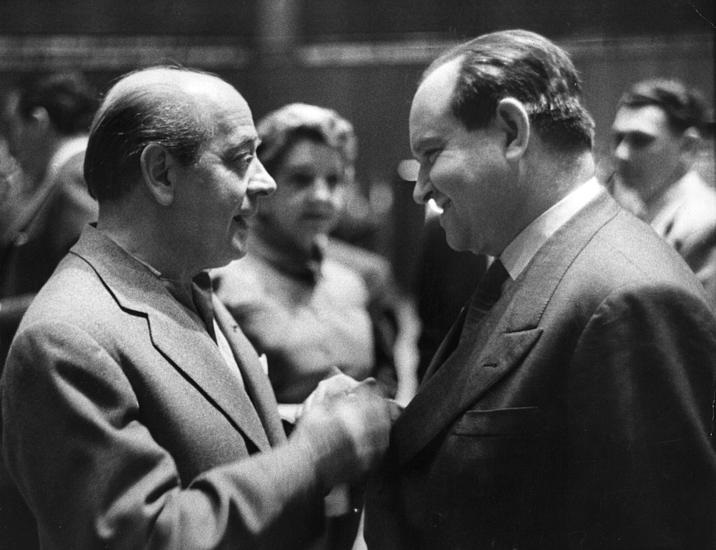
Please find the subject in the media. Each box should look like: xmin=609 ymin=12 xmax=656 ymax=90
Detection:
xmin=393 ymin=327 xmax=542 ymax=465
xmin=146 ymin=306 xmax=271 ymax=452
xmin=212 ymin=297 xmax=286 ymax=446
xmin=473 ymin=329 xmax=543 ymax=375
xmin=390 ymin=191 xmax=619 ymax=466
xmin=73 ymin=227 xmax=271 ymax=452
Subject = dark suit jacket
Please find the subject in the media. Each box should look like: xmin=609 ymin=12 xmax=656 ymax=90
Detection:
xmin=412 ymin=215 xmax=488 ymax=380
xmin=1 ymin=226 xmax=324 ymax=549
xmin=365 ymin=190 xmax=716 ymax=549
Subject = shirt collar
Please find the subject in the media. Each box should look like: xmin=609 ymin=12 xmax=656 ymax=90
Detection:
xmin=500 ymin=177 xmax=604 ymax=280
xmin=106 ymin=236 xmax=215 ymax=335
xmin=648 ymin=169 xmax=701 ymax=233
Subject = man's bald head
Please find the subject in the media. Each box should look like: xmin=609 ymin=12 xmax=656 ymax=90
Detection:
xmin=84 ymin=66 xmax=246 ymax=202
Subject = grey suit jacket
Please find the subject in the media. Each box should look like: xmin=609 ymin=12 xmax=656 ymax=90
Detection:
xmin=650 ymin=170 xmax=716 ymax=310
xmin=1 ymin=226 xmax=323 ymax=549
xmin=365 ymin=190 xmax=716 ymax=549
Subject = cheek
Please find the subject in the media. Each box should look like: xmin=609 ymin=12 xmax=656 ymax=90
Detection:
xmin=328 ymin=189 xmax=344 ymax=211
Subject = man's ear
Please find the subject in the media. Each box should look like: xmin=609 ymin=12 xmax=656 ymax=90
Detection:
xmin=140 ymin=143 xmax=175 ymax=206
xmin=28 ymin=106 xmax=51 ymax=132
xmin=679 ymin=126 xmax=701 ymax=156
xmin=495 ymin=98 xmax=530 ymax=161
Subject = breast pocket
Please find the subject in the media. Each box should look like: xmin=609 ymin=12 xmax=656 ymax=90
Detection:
xmin=453 ymin=406 xmax=541 ymax=435
xmin=451 ymin=406 xmax=543 ymax=459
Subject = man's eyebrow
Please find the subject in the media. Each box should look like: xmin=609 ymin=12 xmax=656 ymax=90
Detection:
xmin=226 ymin=137 xmax=260 ymax=155
xmin=412 ymin=135 xmax=440 ymax=156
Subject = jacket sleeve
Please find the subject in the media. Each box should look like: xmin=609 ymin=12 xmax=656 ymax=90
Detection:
xmin=1 ymin=321 xmax=324 ymax=550
xmin=566 ymin=283 xmax=716 ymax=549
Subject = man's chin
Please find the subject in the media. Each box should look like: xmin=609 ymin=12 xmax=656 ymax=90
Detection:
xmin=443 ymin=229 xmax=469 ymax=253
xmin=212 ymin=243 xmax=248 ymax=269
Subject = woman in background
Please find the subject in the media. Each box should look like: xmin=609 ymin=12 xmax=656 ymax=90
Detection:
xmin=213 ymin=102 xmax=398 ymax=549
xmin=214 ymin=102 xmax=396 ymax=405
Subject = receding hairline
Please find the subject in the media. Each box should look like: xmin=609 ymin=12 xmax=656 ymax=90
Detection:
xmin=100 ymin=67 xmax=246 ymax=119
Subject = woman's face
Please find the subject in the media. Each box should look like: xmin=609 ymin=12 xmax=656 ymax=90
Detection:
xmin=259 ymin=138 xmax=346 ymax=252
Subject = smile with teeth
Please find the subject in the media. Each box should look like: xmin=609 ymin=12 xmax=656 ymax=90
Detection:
xmin=436 ymin=199 xmax=451 ymax=213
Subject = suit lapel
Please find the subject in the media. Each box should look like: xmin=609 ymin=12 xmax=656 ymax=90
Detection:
xmin=393 ymin=190 xmax=621 ymax=465
xmin=71 ymin=227 xmax=272 ymax=452
xmin=213 ymin=297 xmax=286 ymax=446
xmin=393 ymin=322 xmax=542 ymax=465
xmin=420 ymin=305 xmax=468 ymax=383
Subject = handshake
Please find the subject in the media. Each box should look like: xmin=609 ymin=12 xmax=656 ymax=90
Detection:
xmin=288 ymin=373 xmax=403 ymax=491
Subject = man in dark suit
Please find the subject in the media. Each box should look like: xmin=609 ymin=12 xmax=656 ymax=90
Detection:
xmin=1 ymin=66 xmax=393 ymax=549
xmin=610 ymin=78 xmax=716 ymax=308
xmin=365 ymin=30 xmax=716 ymax=549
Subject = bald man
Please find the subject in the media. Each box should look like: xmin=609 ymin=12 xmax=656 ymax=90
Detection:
xmin=0 ymin=66 xmax=393 ymax=549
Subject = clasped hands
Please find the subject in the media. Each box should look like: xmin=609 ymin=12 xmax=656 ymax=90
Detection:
xmin=288 ymin=371 xmax=403 ymax=490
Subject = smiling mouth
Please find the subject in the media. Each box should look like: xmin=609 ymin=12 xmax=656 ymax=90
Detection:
xmin=436 ymin=200 xmax=452 ymax=213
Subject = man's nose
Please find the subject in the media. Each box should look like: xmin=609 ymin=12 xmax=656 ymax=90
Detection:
xmin=248 ymin=159 xmax=276 ymax=198
xmin=413 ymin=166 xmax=432 ymax=205
xmin=613 ymin=139 xmax=630 ymax=162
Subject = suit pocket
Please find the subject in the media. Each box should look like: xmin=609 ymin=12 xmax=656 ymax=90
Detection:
xmin=442 ymin=407 xmax=546 ymax=491
xmin=453 ymin=406 xmax=542 ymax=436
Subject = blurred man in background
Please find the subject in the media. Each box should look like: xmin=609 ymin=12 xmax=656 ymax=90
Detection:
xmin=610 ymin=78 xmax=716 ymax=307
xmin=0 ymin=71 xmax=98 ymax=365
xmin=0 ymin=70 xmax=98 ymax=550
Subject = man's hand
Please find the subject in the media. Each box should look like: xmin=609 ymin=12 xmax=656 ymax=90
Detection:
xmin=289 ymin=379 xmax=396 ymax=490
xmin=299 ymin=370 xmax=362 ymax=414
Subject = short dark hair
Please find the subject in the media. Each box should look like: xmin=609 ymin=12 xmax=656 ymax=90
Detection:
xmin=618 ymin=78 xmax=709 ymax=134
xmin=425 ymin=29 xmax=595 ymax=152
xmin=256 ymin=103 xmax=356 ymax=176
xmin=84 ymin=66 xmax=213 ymax=201
xmin=13 ymin=72 xmax=98 ymax=136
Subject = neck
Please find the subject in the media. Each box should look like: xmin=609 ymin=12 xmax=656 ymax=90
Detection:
xmin=253 ymin=217 xmax=324 ymax=260
xmin=496 ymin=150 xmax=595 ymax=255
xmin=97 ymin=202 xmax=197 ymax=288
xmin=641 ymin=163 xmax=688 ymax=208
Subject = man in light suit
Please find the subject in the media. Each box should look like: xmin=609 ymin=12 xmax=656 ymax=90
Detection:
xmin=365 ymin=30 xmax=716 ymax=549
xmin=1 ymin=66 xmax=393 ymax=549
xmin=610 ymin=78 xmax=716 ymax=309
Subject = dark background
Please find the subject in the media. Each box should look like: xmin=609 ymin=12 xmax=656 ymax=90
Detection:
xmin=1 ymin=0 xmax=713 ymax=290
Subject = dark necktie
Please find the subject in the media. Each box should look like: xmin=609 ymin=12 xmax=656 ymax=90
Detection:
xmin=422 ymin=258 xmax=510 ymax=382
xmin=460 ymin=258 xmax=510 ymax=340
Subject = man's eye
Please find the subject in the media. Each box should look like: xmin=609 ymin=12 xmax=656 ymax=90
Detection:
xmin=326 ymin=174 xmax=341 ymax=189
xmin=233 ymin=155 xmax=253 ymax=171
xmin=425 ymin=150 xmax=440 ymax=164
xmin=629 ymin=135 xmax=652 ymax=148
xmin=288 ymin=173 xmax=314 ymax=187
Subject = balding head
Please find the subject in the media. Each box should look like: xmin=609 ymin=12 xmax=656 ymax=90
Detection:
xmin=84 ymin=66 xmax=246 ymax=202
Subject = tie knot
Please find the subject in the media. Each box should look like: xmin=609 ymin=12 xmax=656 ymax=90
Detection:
xmin=472 ymin=258 xmax=510 ymax=311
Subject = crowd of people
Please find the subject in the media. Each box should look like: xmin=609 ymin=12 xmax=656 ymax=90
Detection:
xmin=0 ymin=29 xmax=714 ymax=550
